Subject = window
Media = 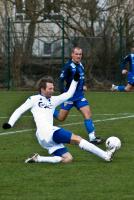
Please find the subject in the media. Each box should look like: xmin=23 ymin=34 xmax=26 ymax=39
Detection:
xmin=44 ymin=42 xmax=51 ymax=55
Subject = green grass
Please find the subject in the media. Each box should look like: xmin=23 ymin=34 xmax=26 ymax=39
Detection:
xmin=0 ymin=91 xmax=134 ymax=200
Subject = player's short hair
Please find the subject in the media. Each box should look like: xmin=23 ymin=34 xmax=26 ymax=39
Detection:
xmin=72 ymin=46 xmax=82 ymax=53
xmin=37 ymin=76 xmax=54 ymax=92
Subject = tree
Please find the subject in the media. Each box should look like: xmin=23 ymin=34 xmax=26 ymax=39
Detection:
xmin=0 ymin=0 xmax=57 ymax=87
xmin=1 ymin=0 xmax=134 ymax=89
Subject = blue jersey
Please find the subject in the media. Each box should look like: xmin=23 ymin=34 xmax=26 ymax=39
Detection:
xmin=121 ymin=53 xmax=134 ymax=85
xmin=59 ymin=59 xmax=85 ymax=101
xmin=121 ymin=53 xmax=134 ymax=73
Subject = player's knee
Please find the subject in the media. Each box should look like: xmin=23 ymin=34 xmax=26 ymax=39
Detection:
xmin=85 ymin=111 xmax=92 ymax=118
xmin=70 ymin=134 xmax=82 ymax=144
xmin=62 ymin=154 xmax=73 ymax=163
xmin=57 ymin=116 xmax=66 ymax=121
xmin=80 ymin=108 xmax=92 ymax=118
xmin=125 ymin=88 xmax=131 ymax=92
xmin=125 ymin=85 xmax=133 ymax=92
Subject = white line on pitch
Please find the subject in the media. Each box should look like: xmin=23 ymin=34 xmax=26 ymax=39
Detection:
xmin=0 ymin=112 xmax=133 ymax=119
xmin=0 ymin=115 xmax=32 ymax=119
xmin=0 ymin=114 xmax=134 ymax=136
xmin=61 ymin=115 xmax=134 ymax=127
xmin=0 ymin=129 xmax=34 ymax=136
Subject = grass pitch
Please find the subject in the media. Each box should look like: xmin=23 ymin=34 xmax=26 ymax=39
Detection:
xmin=0 ymin=91 xmax=134 ymax=200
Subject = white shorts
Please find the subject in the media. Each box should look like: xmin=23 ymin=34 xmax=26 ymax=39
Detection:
xmin=36 ymin=129 xmax=65 ymax=155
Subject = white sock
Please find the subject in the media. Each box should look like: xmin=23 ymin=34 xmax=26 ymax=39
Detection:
xmin=37 ymin=155 xmax=62 ymax=163
xmin=79 ymin=139 xmax=108 ymax=160
xmin=89 ymin=131 xmax=96 ymax=141
xmin=115 ymin=86 xmax=118 ymax=90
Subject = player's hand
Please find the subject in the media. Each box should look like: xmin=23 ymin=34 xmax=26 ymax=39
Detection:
xmin=74 ymin=69 xmax=80 ymax=81
xmin=2 ymin=123 xmax=11 ymax=129
xmin=122 ymin=69 xmax=128 ymax=75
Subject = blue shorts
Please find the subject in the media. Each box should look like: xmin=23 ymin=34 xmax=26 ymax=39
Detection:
xmin=53 ymin=128 xmax=72 ymax=144
xmin=60 ymin=97 xmax=89 ymax=111
xmin=52 ymin=128 xmax=72 ymax=156
xmin=53 ymin=147 xmax=68 ymax=156
xmin=127 ymin=72 xmax=134 ymax=86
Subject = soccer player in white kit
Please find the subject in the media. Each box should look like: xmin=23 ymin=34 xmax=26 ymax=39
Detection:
xmin=2 ymin=74 xmax=116 ymax=163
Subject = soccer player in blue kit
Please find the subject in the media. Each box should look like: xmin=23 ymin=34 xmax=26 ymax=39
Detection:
xmin=54 ymin=47 xmax=104 ymax=144
xmin=111 ymin=46 xmax=134 ymax=92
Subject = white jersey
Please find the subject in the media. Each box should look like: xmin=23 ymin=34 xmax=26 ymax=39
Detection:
xmin=8 ymin=80 xmax=78 ymax=154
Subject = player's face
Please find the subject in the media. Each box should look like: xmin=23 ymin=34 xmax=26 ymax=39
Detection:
xmin=131 ymin=47 xmax=134 ymax=53
xmin=71 ymin=49 xmax=82 ymax=63
xmin=41 ymin=82 xmax=54 ymax=98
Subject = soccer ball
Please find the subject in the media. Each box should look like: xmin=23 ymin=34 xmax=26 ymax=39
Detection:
xmin=106 ymin=136 xmax=121 ymax=150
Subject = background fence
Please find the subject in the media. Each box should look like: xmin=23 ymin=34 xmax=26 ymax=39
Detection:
xmin=0 ymin=19 xmax=127 ymax=90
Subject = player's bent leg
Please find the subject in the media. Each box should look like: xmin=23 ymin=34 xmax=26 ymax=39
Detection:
xmin=37 ymin=155 xmax=62 ymax=163
xmin=53 ymin=109 xmax=69 ymax=121
xmin=111 ymin=84 xmax=132 ymax=92
xmin=111 ymin=84 xmax=126 ymax=91
xmin=111 ymin=84 xmax=118 ymax=91
xmin=54 ymin=101 xmax=73 ymax=121
xmin=53 ymin=146 xmax=73 ymax=163
xmin=25 ymin=153 xmax=62 ymax=163
xmin=58 ymin=109 xmax=69 ymax=121
xmin=125 ymin=84 xmax=133 ymax=91
xmin=61 ymin=152 xmax=73 ymax=163
xmin=111 ymin=84 xmax=125 ymax=91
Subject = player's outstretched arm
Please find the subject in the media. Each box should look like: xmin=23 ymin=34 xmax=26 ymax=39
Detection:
xmin=2 ymin=98 xmax=33 ymax=129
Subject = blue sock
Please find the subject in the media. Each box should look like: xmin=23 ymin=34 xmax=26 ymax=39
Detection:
xmin=84 ymin=119 xmax=95 ymax=134
xmin=53 ymin=109 xmax=59 ymax=119
xmin=117 ymin=86 xmax=125 ymax=91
